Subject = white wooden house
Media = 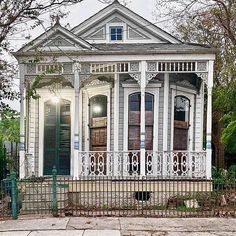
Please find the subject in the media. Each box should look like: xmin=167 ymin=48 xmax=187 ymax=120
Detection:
xmin=14 ymin=0 xmax=216 ymax=179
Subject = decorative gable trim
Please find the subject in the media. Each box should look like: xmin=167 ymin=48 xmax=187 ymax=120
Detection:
xmin=43 ymin=35 xmax=74 ymax=47
xmin=127 ymin=26 xmax=150 ymax=40
xmin=86 ymin=26 xmax=106 ymax=40
xmin=72 ymin=1 xmax=181 ymax=44
xmin=18 ymin=24 xmax=96 ymax=53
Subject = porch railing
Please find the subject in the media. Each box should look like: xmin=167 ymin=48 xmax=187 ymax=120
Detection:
xmin=79 ymin=151 xmax=207 ymax=178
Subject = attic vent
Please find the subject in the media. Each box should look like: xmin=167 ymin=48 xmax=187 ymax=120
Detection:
xmin=37 ymin=64 xmax=63 ymax=74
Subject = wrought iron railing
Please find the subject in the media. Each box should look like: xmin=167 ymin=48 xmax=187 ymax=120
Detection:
xmin=79 ymin=151 xmax=207 ymax=178
xmin=2 ymin=170 xmax=236 ymax=219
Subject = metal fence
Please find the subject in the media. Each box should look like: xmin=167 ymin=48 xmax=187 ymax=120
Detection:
xmin=1 ymin=167 xmax=236 ymax=219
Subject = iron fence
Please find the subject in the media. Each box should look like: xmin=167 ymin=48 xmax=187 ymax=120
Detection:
xmin=1 ymin=168 xmax=236 ymax=219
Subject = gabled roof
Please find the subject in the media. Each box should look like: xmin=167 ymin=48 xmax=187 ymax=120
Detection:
xmin=71 ymin=0 xmax=181 ymax=44
xmin=17 ymin=23 xmax=96 ymax=54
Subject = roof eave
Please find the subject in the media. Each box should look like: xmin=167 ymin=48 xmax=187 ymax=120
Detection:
xmin=13 ymin=48 xmax=217 ymax=58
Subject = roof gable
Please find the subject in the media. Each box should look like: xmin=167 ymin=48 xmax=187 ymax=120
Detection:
xmin=18 ymin=24 xmax=96 ymax=53
xmin=72 ymin=1 xmax=181 ymax=44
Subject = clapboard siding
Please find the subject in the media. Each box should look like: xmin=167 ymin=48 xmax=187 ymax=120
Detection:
xmin=28 ymin=98 xmax=39 ymax=176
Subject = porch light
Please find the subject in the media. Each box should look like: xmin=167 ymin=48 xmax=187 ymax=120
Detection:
xmin=93 ymin=105 xmax=102 ymax=114
xmin=51 ymin=95 xmax=60 ymax=104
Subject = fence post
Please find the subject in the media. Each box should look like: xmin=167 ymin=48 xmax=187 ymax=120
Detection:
xmin=52 ymin=166 xmax=58 ymax=217
xmin=10 ymin=171 xmax=18 ymax=219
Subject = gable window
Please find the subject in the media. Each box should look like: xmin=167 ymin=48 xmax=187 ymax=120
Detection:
xmin=110 ymin=26 xmax=123 ymax=41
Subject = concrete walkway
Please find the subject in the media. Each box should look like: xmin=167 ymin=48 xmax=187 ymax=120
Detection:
xmin=0 ymin=217 xmax=236 ymax=236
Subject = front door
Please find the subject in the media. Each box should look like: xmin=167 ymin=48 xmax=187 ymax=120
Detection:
xmin=89 ymin=95 xmax=107 ymax=174
xmin=44 ymin=99 xmax=71 ymax=175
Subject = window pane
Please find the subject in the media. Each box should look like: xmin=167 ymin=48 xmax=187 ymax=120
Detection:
xmin=117 ymin=28 xmax=122 ymax=34
xmin=111 ymin=28 xmax=116 ymax=34
xmin=174 ymin=96 xmax=190 ymax=123
xmin=111 ymin=34 xmax=116 ymax=40
xmin=117 ymin=34 xmax=122 ymax=40
xmin=110 ymin=26 xmax=123 ymax=41
xmin=90 ymin=95 xmax=107 ymax=118
xmin=145 ymin=94 xmax=153 ymax=111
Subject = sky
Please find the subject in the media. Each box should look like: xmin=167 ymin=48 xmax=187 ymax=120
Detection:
xmin=7 ymin=0 xmax=161 ymax=111
xmin=9 ymin=0 xmax=159 ymax=50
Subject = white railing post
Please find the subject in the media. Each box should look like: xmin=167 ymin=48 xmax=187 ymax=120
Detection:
xmin=140 ymin=61 xmax=146 ymax=176
xmin=123 ymin=152 xmax=129 ymax=176
xmin=162 ymin=151 xmax=167 ymax=177
xmin=85 ymin=152 xmax=90 ymax=176
xmin=206 ymin=61 xmax=214 ymax=179
xmin=188 ymin=151 xmax=192 ymax=178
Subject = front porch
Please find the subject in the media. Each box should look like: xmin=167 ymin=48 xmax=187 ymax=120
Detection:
xmin=19 ymin=59 xmax=213 ymax=180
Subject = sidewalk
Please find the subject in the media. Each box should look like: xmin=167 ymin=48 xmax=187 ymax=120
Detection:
xmin=0 ymin=216 xmax=236 ymax=236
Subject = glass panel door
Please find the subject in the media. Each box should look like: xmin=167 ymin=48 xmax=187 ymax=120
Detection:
xmin=44 ymin=99 xmax=71 ymax=175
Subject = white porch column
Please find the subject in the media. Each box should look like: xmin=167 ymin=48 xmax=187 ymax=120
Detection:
xmin=113 ymin=73 xmax=119 ymax=176
xmin=162 ymin=73 xmax=169 ymax=176
xmin=19 ymin=64 xmax=26 ymax=179
xmin=73 ymin=63 xmax=81 ymax=178
xmin=206 ymin=60 xmax=214 ymax=179
xmin=140 ymin=61 xmax=146 ymax=176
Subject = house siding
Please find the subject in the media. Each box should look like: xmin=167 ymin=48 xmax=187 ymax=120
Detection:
xmin=28 ymin=98 xmax=39 ymax=176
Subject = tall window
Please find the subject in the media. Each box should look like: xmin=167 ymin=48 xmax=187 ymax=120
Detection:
xmin=173 ymin=96 xmax=190 ymax=150
xmin=89 ymin=95 xmax=107 ymax=151
xmin=128 ymin=92 xmax=154 ymax=150
xmin=110 ymin=26 xmax=123 ymax=41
